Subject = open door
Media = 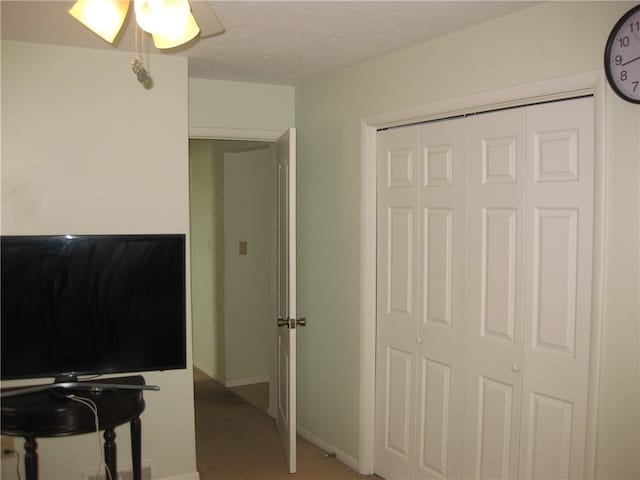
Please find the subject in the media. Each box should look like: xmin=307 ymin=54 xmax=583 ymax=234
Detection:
xmin=276 ymin=128 xmax=304 ymax=473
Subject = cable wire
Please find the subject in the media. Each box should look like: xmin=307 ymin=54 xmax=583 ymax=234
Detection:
xmin=6 ymin=450 xmax=21 ymax=480
xmin=66 ymin=395 xmax=113 ymax=480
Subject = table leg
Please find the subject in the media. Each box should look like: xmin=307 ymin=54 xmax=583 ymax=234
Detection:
xmin=131 ymin=416 xmax=142 ymax=480
xmin=24 ymin=436 xmax=37 ymax=480
xmin=104 ymin=428 xmax=117 ymax=480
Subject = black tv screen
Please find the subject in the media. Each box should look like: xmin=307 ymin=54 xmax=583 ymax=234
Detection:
xmin=1 ymin=234 xmax=187 ymax=381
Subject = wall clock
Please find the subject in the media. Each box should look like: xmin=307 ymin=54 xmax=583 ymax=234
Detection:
xmin=604 ymin=4 xmax=640 ymax=104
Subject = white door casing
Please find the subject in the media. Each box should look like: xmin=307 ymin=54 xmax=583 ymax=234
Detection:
xmin=276 ymin=128 xmax=297 ymax=474
xmin=360 ymin=72 xmax=606 ymax=479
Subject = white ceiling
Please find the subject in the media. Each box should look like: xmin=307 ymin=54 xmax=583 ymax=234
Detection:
xmin=1 ymin=1 xmax=536 ymax=85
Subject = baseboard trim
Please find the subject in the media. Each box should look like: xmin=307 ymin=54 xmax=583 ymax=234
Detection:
xmin=225 ymin=375 xmax=270 ymax=387
xmin=192 ymin=361 xmax=217 ymax=380
xmin=296 ymin=425 xmax=359 ymax=472
xmin=158 ymin=472 xmax=200 ymax=480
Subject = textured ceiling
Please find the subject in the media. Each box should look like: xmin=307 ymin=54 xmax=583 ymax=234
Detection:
xmin=1 ymin=1 xmax=536 ymax=85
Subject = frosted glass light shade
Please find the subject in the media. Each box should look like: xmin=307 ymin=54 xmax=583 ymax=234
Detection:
xmin=134 ymin=0 xmax=190 ymax=35
xmin=152 ymin=12 xmax=199 ymax=49
xmin=69 ymin=0 xmax=130 ymax=43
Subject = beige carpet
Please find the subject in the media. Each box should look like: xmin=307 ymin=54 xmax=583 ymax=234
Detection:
xmin=193 ymin=369 xmax=377 ymax=480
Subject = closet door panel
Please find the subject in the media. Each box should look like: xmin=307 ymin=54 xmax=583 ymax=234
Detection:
xmin=463 ymin=109 xmax=525 ymax=480
xmin=376 ymin=126 xmax=420 ymax=480
xmin=520 ymin=97 xmax=594 ymax=480
xmin=415 ymin=118 xmax=467 ymax=480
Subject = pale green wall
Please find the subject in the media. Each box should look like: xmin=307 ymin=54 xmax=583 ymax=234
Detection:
xmin=598 ymin=89 xmax=640 ymax=477
xmin=189 ymin=139 xmax=226 ymax=380
xmin=294 ymin=2 xmax=639 ymax=478
xmin=189 ymin=78 xmax=295 ymax=131
xmin=223 ymin=147 xmax=276 ymax=382
xmin=1 ymin=40 xmax=197 ymax=479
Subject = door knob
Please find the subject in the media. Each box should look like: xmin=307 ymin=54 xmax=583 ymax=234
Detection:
xmin=277 ymin=318 xmax=289 ymax=327
xmin=512 ymin=364 xmax=520 ymax=373
xmin=277 ymin=317 xmax=308 ymax=328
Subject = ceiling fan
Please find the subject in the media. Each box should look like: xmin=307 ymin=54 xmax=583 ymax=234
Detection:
xmin=69 ymin=0 xmax=225 ymax=50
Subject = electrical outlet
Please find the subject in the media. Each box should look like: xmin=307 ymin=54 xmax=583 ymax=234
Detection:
xmin=1 ymin=436 xmax=15 ymax=456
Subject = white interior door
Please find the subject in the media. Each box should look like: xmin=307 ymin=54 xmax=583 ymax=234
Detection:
xmin=374 ymin=119 xmax=468 ymax=479
xmin=375 ymin=125 xmax=420 ymax=480
xmin=462 ymin=97 xmax=594 ymax=480
xmin=462 ymin=108 xmax=527 ymax=480
xmin=415 ymin=118 xmax=468 ymax=480
xmin=276 ymin=127 xmax=297 ymax=473
xmin=518 ymin=97 xmax=594 ymax=480
xmin=375 ymin=97 xmax=594 ymax=480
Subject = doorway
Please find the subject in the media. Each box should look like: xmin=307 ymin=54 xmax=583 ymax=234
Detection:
xmin=189 ymin=138 xmax=277 ymax=416
xmin=358 ymin=71 xmax=606 ymax=477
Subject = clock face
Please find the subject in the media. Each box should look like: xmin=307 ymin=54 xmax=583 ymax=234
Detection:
xmin=604 ymin=4 xmax=640 ymax=104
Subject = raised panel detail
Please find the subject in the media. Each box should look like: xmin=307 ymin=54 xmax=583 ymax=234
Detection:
xmin=424 ymin=144 xmax=453 ymax=187
xmin=474 ymin=377 xmax=513 ymax=479
xmin=525 ymin=393 xmax=573 ymax=479
xmin=418 ymin=359 xmax=451 ymax=478
xmin=385 ymin=347 xmax=413 ymax=459
xmin=532 ymin=209 xmax=578 ymax=355
xmin=387 ymin=148 xmax=414 ymax=187
xmin=278 ymin=336 xmax=289 ymax=422
xmin=534 ymin=129 xmax=578 ymax=182
xmin=482 ymin=136 xmax=517 ymax=184
xmin=424 ymin=208 xmax=452 ymax=326
xmin=481 ymin=208 xmax=517 ymax=342
xmin=387 ymin=208 xmax=414 ymax=316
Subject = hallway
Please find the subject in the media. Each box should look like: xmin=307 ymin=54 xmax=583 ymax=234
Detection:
xmin=193 ymin=369 xmax=375 ymax=479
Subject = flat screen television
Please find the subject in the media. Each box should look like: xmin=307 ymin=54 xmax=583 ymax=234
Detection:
xmin=1 ymin=234 xmax=187 ymax=388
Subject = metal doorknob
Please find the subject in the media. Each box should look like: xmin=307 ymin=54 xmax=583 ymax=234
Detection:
xmin=277 ymin=317 xmax=308 ymax=328
xmin=512 ymin=364 xmax=520 ymax=373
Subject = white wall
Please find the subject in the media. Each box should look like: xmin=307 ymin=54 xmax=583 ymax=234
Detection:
xmin=1 ymin=41 xmax=197 ymax=480
xmin=223 ymin=147 xmax=276 ymax=383
xmin=294 ymin=2 xmax=639 ymax=478
xmin=189 ymin=139 xmax=225 ymax=380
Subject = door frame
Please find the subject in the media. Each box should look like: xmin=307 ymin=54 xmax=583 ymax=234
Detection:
xmin=188 ymin=126 xmax=282 ymax=418
xmin=358 ymin=70 xmax=607 ymax=477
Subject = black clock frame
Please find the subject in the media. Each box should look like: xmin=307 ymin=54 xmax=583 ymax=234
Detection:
xmin=604 ymin=3 xmax=640 ymax=104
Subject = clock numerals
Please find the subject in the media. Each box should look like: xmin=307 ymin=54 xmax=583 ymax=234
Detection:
xmin=605 ymin=4 xmax=640 ymax=103
xmin=618 ymin=36 xmax=630 ymax=48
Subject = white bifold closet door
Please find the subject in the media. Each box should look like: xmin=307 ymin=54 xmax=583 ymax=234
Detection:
xmin=375 ymin=117 xmax=468 ymax=480
xmin=375 ymin=97 xmax=594 ymax=480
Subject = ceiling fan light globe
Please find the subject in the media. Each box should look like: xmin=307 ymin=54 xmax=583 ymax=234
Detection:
xmin=133 ymin=0 xmax=190 ymax=35
xmin=152 ymin=12 xmax=200 ymax=49
xmin=68 ymin=0 xmax=130 ymax=43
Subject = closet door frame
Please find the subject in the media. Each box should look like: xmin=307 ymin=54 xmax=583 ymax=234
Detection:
xmin=358 ymin=70 xmax=607 ymax=478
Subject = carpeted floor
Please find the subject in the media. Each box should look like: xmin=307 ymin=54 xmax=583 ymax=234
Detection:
xmin=193 ymin=369 xmax=376 ymax=480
